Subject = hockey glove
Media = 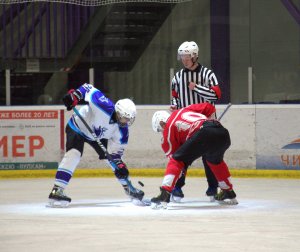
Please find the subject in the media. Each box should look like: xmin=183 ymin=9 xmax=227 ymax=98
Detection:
xmin=62 ymin=89 xmax=82 ymax=111
xmin=113 ymin=159 xmax=129 ymax=179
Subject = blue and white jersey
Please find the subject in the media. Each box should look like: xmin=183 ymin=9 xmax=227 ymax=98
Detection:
xmin=68 ymin=83 xmax=128 ymax=157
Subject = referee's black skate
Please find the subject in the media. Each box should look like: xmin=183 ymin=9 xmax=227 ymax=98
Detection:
xmin=214 ymin=189 xmax=238 ymax=205
xmin=48 ymin=185 xmax=71 ymax=208
xmin=151 ymin=187 xmax=170 ymax=209
xmin=171 ymin=187 xmax=184 ymax=203
xmin=206 ymin=187 xmax=218 ymax=202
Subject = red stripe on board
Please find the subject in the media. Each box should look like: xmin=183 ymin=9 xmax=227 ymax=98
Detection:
xmin=60 ymin=110 xmax=65 ymax=152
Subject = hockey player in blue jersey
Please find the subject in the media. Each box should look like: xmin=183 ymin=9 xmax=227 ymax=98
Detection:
xmin=48 ymin=83 xmax=144 ymax=207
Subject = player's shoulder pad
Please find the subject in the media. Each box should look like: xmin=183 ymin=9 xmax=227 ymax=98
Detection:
xmin=90 ymin=89 xmax=115 ymax=116
xmin=78 ymin=83 xmax=93 ymax=96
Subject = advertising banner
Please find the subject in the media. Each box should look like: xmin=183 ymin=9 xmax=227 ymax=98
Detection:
xmin=256 ymin=106 xmax=300 ymax=170
xmin=0 ymin=109 xmax=64 ymax=170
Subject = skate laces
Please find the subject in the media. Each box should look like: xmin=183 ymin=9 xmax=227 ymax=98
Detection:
xmin=214 ymin=189 xmax=238 ymax=205
xmin=215 ymin=189 xmax=235 ymax=200
xmin=52 ymin=186 xmax=67 ymax=197
xmin=216 ymin=190 xmax=228 ymax=200
xmin=215 ymin=190 xmax=225 ymax=200
xmin=152 ymin=187 xmax=170 ymax=203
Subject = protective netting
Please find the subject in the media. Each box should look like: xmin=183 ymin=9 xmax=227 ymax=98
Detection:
xmin=0 ymin=0 xmax=192 ymax=6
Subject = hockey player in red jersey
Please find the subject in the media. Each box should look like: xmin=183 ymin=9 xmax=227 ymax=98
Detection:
xmin=151 ymin=103 xmax=238 ymax=208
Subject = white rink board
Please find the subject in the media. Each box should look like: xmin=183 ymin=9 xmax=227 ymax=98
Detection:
xmin=0 ymin=104 xmax=299 ymax=170
xmin=0 ymin=107 xmax=63 ymax=169
xmin=256 ymin=105 xmax=300 ymax=169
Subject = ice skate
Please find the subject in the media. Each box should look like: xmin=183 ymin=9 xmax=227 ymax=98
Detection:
xmin=123 ymin=184 xmax=144 ymax=201
xmin=214 ymin=189 xmax=238 ymax=205
xmin=151 ymin=187 xmax=170 ymax=209
xmin=206 ymin=187 xmax=218 ymax=202
xmin=171 ymin=187 xmax=184 ymax=203
xmin=48 ymin=185 xmax=71 ymax=208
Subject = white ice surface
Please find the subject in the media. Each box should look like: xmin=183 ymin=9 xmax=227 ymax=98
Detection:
xmin=1 ymin=178 xmax=300 ymax=252
xmin=0 ymin=198 xmax=282 ymax=217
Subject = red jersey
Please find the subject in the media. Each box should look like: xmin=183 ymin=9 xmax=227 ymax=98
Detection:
xmin=161 ymin=103 xmax=216 ymax=158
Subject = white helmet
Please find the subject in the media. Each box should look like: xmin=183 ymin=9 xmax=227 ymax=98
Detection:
xmin=115 ymin=98 xmax=136 ymax=127
xmin=177 ymin=41 xmax=199 ymax=60
xmin=152 ymin=110 xmax=170 ymax=133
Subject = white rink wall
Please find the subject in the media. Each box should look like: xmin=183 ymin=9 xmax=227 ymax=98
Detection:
xmin=118 ymin=104 xmax=300 ymax=170
xmin=0 ymin=104 xmax=299 ymax=170
xmin=124 ymin=105 xmax=256 ymax=169
xmin=65 ymin=104 xmax=256 ymax=169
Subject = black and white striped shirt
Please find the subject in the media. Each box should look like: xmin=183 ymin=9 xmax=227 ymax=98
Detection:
xmin=171 ymin=64 xmax=220 ymax=108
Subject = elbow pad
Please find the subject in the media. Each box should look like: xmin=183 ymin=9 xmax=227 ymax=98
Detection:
xmin=211 ymin=86 xmax=221 ymax=99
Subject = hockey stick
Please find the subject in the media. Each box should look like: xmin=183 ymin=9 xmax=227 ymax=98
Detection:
xmin=73 ymin=107 xmax=112 ymax=161
xmin=72 ymin=107 xmax=143 ymax=200
xmin=217 ymin=103 xmax=232 ymax=121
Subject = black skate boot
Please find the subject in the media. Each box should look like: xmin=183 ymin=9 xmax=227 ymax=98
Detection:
xmin=214 ymin=189 xmax=238 ymax=205
xmin=123 ymin=184 xmax=144 ymax=201
xmin=48 ymin=185 xmax=71 ymax=208
xmin=151 ymin=187 xmax=171 ymax=209
xmin=206 ymin=187 xmax=218 ymax=202
xmin=171 ymin=187 xmax=184 ymax=203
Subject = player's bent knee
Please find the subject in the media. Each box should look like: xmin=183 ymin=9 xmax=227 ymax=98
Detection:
xmin=59 ymin=148 xmax=81 ymax=169
xmin=66 ymin=148 xmax=81 ymax=159
xmin=206 ymin=156 xmax=223 ymax=164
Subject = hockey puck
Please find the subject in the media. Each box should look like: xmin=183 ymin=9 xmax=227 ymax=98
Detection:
xmin=138 ymin=181 xmax=144 ymax=187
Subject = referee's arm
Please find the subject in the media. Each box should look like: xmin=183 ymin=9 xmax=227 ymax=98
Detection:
xmin=170 ymin=77 xmax=181 ymax=109
xmin=193 ymin=70 xmax=221 ymax=101
xmin=193 ymin=84 xmax=221 ymax=101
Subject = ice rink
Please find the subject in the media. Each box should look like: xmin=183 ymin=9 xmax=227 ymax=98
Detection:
xmin=1 ymin=177 xmax=300 ymax=252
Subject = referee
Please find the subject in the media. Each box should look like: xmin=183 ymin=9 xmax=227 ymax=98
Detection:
xmin=170 ymin=41 xmax=221 ymax=202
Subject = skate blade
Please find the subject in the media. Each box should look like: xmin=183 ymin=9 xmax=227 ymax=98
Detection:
xmin=208 ymin=196 xmax=215 ymax=202
xmin=132 ymin=198 xmax=151 ymax=206
xmin=150 ymin=202 xmax=168 ymax=210
xmin=216 ymin=198 xmax=238 ymax=205
xmin=46 ymin=199 xmax=70 ymax=208
xmin=170 ymin=195 xmax=183 ymax=203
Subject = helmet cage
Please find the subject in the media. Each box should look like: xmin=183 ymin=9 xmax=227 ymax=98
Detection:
xmin=116 ymin=111 xmax=135 ymax=127
xmin=115 ymin=99 xmax=136 ymax=127
xmin=152 ymin=111 xmax=170 ymax=133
